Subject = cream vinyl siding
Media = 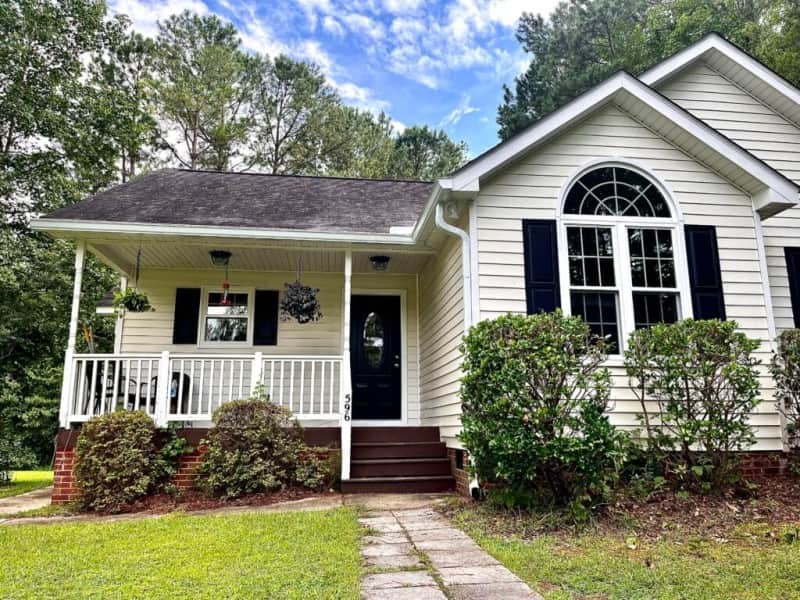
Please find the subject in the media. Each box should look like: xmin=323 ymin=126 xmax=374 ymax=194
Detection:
xmin=419 ymin=223 xmax=465 ymax=447
xmin=119 ymin=268 xmax=421 ymax=425
xmin=473 ymin=104 xmax=781 ymax=450
xmin=658 ymin=61 xmax=800 ymax=334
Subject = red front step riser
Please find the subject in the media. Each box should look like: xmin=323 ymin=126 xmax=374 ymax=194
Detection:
xmin=350 ymin=459 xmax=451 ymax=478
xmin=342 ymin=478 xmax=454 ymax=494
xmin=351 ymin=427 xmax=441 ymax=443
xmin=351 ymin=442 xmax=447 ymax=460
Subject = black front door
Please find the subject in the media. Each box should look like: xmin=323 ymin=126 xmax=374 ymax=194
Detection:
xmin=350 ymin=295 xmax=402 ymax=420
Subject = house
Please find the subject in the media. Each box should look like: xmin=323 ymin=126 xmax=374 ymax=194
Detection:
xmin=34 ymin=34 xmax=800 ymax=501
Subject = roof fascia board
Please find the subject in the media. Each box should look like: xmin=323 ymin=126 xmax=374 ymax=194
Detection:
xmin=448 ymin=71 xmax=797 ymax=206
xmin=31 ymin=218 xmax=419 ymax=245
xmin=640 ymin=33 xmax=800 ymax=111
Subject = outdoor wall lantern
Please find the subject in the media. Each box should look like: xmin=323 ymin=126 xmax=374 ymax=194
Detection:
xmin=209 ymin=250 xmax=232 ymax=267
xmin=369 ymin=255 xmax=391 ymax=271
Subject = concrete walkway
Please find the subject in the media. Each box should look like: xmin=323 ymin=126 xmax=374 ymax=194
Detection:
xmin=0 ymin=486 xmax=53 ymax=516
xmin=359 ymin=507 xmax=542 ymax=600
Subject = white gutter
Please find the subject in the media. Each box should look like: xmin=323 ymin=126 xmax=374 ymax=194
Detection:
xmin=30 ymin=218 xmax=419 ymax=246
xmin=434 ymin=202 xmax=472 ymax=333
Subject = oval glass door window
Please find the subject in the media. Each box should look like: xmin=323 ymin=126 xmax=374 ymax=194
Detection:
xmin=363 ymin=312 xmax=384 ymax=367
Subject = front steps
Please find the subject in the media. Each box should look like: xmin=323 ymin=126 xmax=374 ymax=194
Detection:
xmin=341 ymin=427 xmax=455 ymax=494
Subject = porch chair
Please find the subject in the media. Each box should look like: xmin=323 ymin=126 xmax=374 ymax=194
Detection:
xmin=136 ymin=372 xmax=192 ymax=416
xmin=81 ymin=361 xmax=138 ymax=416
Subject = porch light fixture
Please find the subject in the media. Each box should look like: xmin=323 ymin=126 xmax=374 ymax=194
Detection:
xmin=369 ymin=255 xmax=391 ymax=271
xmin=209 ymin=250 xmax=232 ymax=267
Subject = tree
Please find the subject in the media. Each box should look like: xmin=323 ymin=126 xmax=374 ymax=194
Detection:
xmin=0 ymin=0 xmax=117 ymax=468
xmin=389 ymin=125 xmax=468 ymax=180
xmin=497 ymin=0 xmax=798 ymax=140
xmin=90 ymin=26 xmax=158 ymax=182
xmin=153 ymin=11 xmax=253 ymax=171
xmin=250 ymin=54 xmax=340 ymax=174
xmin=325 ymin=107 xmax=396 ymax=178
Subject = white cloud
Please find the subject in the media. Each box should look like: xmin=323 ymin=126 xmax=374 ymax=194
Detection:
xmin=322 ymin=15 xmax=345 ymax=36
xmin=334 ymin=81 xmax=390 ymax=114
xmin=109 ymin=0 xmax=210 ymax=39
xmin=341 ymin=13 xmax=385 ymax=40
xmin=439 ymin=95 xmax=479 ymax=129
xmin=382 ymin=0 xmax=424 ymax=14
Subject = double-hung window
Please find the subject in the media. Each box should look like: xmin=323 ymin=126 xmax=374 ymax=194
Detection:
xmin=202 ymin=290 xmax=251 ymax=344
xmin=561 ymin=165 xmax=687 ymax=353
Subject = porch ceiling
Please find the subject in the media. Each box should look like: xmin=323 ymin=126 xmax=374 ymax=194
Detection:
xmin=89 ymin=240 xmax=434 ymax=275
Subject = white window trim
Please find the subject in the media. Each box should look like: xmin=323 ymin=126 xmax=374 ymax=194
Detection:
xmin=197 ymin=286 xmax=256 ymax=348
xmin=556 ymin=160 xmax=694 ymax=355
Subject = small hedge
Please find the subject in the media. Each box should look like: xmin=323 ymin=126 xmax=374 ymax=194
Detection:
xmin=196 ymin=399 xmax=331 ymax=499
xmin=625 ymin=319 xmax=761 ymax=490
xmin=75 ymin=411 xmax=159 ymax=513
xmin=460 ymin=311 xmax=632 ymax=514
xmin=771 ymin=329 xmax=800 ymax=450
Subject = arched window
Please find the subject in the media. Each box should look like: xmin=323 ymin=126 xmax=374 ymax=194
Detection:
xmin=560 ymin=165 xmax=684 ymax=353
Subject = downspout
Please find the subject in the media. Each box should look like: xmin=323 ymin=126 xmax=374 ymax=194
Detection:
xmin=434 ymin=201 xmax=479 ymax=496
xmin=434 ymin=201 xmax=472 ymax=333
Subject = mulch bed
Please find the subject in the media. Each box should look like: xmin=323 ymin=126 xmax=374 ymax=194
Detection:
xmin=123 ymin=488 xmax=338 ymax=516
xmin=447 ymin=476 xmax=800 ymax=541
xmin=603 ymin=476 xmax=800 ymax=540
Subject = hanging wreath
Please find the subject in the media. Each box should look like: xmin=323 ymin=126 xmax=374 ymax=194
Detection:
xmin=280 ymin=258 xmax=322 ymax=324
xmin=112 ymin=246 xmax=154 ymax=316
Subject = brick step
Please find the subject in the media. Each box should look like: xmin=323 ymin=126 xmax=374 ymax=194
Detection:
xmin=351 ymin=426 xmax=441 ymax=444
xmin=350 ymin=457 xmax=452 ymax=478
xmin=351 ymin=441 xmax=447 ymax=460
xmin=341 ymin=475 xmax=455 ymax=494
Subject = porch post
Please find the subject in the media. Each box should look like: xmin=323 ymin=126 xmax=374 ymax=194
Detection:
xmin=340 ymin=249 xmax=353 ymax=480
xmin=59 ymin=241 xmax=86 ymax=428
xmin=113 ymin=276 xmax=127 ymax=354
xmin=154 ymin=350 xmax=170 ymax=427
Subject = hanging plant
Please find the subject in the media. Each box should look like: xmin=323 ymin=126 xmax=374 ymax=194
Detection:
xmin=113 ymin=288 xmax=153 ymax=315
xmin=280 ymin=258 xmax=322 ymax=324
xmin=112 ymin=246 xmax=154 ymax=316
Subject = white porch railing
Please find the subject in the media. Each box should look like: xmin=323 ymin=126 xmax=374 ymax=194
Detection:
xmin=62 ymin=352 xmax=343 ymax=426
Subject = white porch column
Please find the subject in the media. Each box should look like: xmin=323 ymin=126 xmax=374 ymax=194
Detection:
xmin=251 ymin=351 xmax=264 ymax=397
xmin=113 ymin=276 xmax=127 ymax=354
xmin=154 ymin=350 xmax=171 ymax=427
xmin=340 ymin=249 xmax=353 ymax=480
xmin=59 ymin=241 xmax=86 ymax=428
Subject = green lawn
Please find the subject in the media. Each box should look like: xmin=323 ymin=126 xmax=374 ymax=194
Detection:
xmin=0 ymin=471 xmax=53 ymax=499
xmin=0 ymin=507 xmax=362 ymax=599
xmin=454 ymin=510 xmax=800 ymax=600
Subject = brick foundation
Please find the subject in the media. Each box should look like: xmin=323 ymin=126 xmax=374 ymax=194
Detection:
xmin=52 ymin=448 xmax=78 ymax=504
xmin=448 ymin=447 xmax=471 ymax=497
xmin=737 ymin=452 xmax=793 ymax=478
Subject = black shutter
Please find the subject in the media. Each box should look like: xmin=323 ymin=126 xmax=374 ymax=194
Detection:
xmin=522 ymin=219 xmax=561 ymax=314
xmin=172 ymin=288 xmax=201 ymax=344
xmin=684 ymin=225 xmax=726 ymax=320
xmin=784 ymin=248 xmax=800 ymax=328
xmin=253 ymin=290 xmax=279 ymax=346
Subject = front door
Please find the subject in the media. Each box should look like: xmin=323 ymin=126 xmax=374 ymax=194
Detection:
xmin=350 ymin=294 xmax=402 ymax=420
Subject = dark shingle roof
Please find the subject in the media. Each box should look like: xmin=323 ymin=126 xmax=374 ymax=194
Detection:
xmin=43 ymin=169 xmax=434 ymax=235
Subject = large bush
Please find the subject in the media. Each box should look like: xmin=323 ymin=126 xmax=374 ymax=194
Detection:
xmin=74 ymin=411 xmax=161 ymax=512
xmin=197 ymin=399 xmax=329 ymax=499
xmin=771 ymin=329 xmax=800 ymax=450
xmin=625 ymin=319 xmax=761 ymax=489
xmin=460 ymin=311 xmax=631 ymax=511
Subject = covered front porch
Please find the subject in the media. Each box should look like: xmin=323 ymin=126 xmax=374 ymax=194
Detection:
xmin=58 ymin=236 xmax=435 ymax=482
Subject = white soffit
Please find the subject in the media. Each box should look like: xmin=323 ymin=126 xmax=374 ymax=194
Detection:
xmin=640 ymin=33 xmax=800 ymax=128
xmin=446 ymin=71 xmax=798 ymax=210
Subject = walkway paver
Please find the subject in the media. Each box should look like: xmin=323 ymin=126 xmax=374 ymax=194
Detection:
xmin=358 ymin=501 xmax=543 ymax=600
xmin=0 ymin=486 xmax=53 ymax=516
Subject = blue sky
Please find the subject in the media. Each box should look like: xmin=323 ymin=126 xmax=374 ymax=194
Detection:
xmin=110 ymin=0 xmax=562 ymax=156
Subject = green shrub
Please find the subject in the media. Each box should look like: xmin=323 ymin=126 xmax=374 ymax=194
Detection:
xmin=197 ymin=399 xmax=329 ymax=499
xmin=460 ymin=311 xmax=632 ymax=512
xmin=74 ymin=411 xmax=160 ymax=512
xmin=625 ymin=319 xmax=761 ymax=490
xmin=0 ymin=377 xmax=58 ymax=468
xmin=771 ymin=329 xmax=800 ymax=450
